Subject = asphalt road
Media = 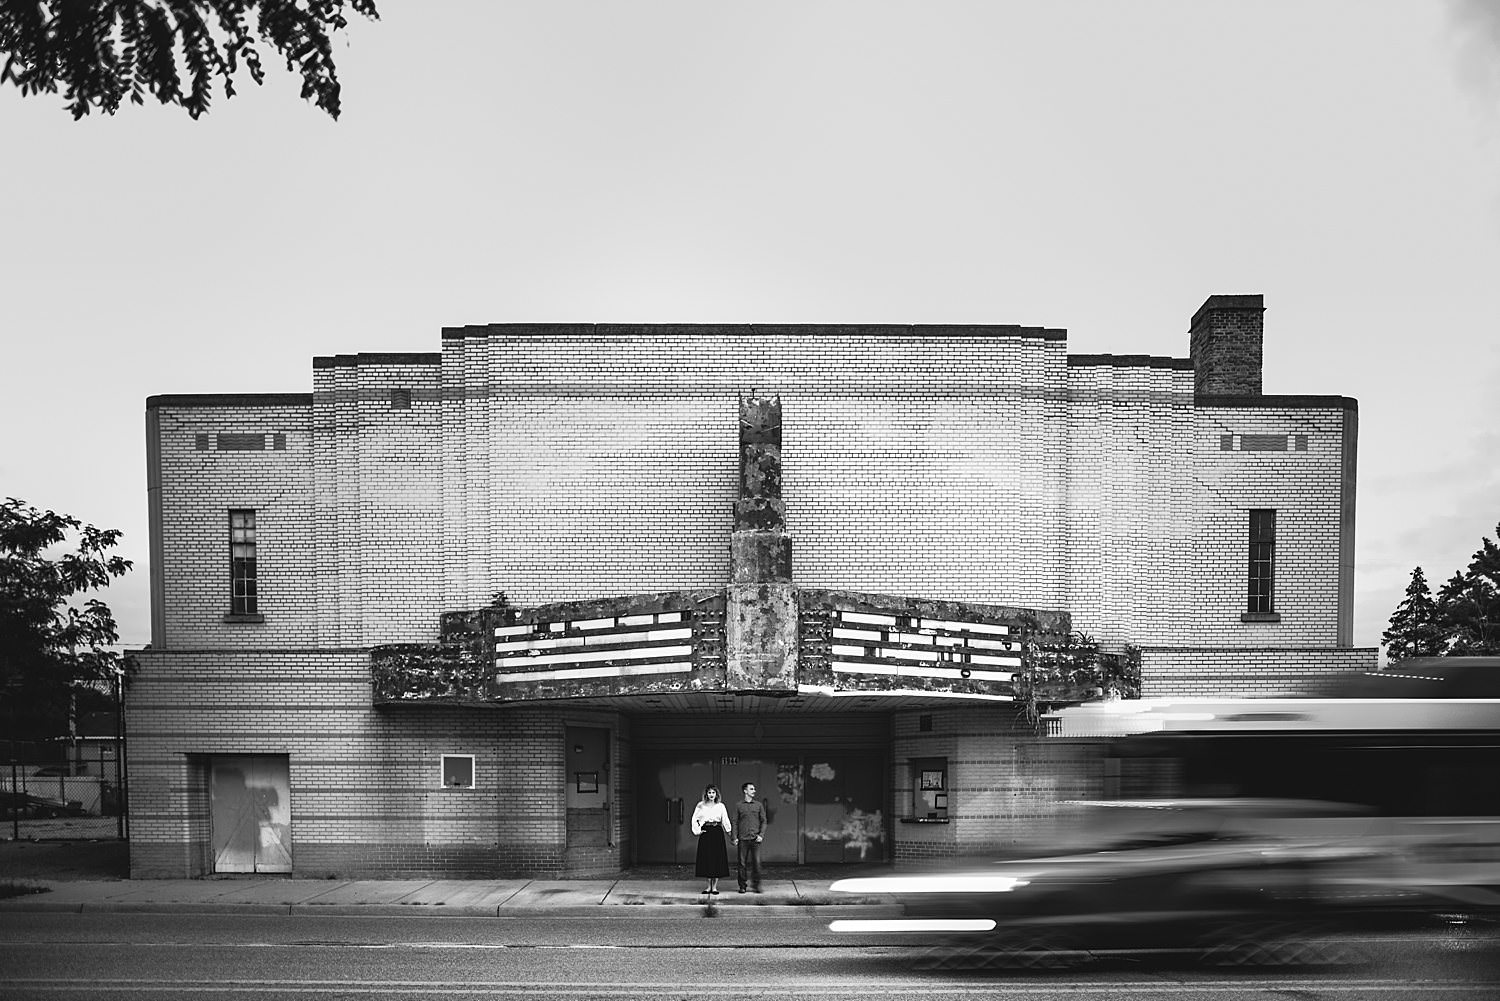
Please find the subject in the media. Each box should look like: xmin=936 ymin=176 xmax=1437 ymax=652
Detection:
xmin=3 ymin=912 xmax=1500 ymax=1000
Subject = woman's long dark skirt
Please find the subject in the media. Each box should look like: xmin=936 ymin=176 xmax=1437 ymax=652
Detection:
xmin=695 ymin=826 xmax=730 ymax=878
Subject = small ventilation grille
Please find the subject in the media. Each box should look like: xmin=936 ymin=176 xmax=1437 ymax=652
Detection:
xmin=217 ymin=433 xmax=266 ymax=451
xmin=201 ymin=433 xmax=289 ymax=451
xmin=1219 ymin=434 xmax=1311 ymax=452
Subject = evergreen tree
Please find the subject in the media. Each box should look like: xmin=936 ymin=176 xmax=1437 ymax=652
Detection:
xmin=1433 ymin=564 xmax=1500 ymax=656
xmin=1381 ymin=566 xmax=1443 ymax=663
xmin=1454 ymin=524 xmax=1500 ymax=653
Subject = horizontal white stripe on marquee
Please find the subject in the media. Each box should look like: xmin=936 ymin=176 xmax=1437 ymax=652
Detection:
xmin=831 ymin=626 xmax=1018 ymax=653
xmin=493 ymin=623 xmax=534 ymax=638
xmin=494 ymin=662 xmax=693 ymax=683
xmin=834 ymin=611 xmax=1011 ymax=637
xmin=840 ymin=611 xmax=899 ymax=627
xmin=830 ymin=644 xmax=1022 ymax=669
xmin=495 ymin=627 xmax=692 ymax=653
xmin=494 ymin=644 xmax=693 ymax=668
xmin=917 ymin=617 xmax=1010 ymax=636
xmin=833 ymin=627 xmax=958 ymax=647
xmin=831 ymin=661 xmax=1014 ymax=682
xmin=493 ymin=610 xmax=683 ymax=639
xmin=968 ymin=653 xmax=1022 ymax=667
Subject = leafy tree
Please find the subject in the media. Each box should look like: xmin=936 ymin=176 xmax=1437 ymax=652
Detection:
xmin=1381 ymin=566 xmax=1444 ymax=663
xmin=1 ymin=0 xmax=378 ymax=120
xmin=1432 ymin=526 xmax=1500 ymax=655
xmin=0 ymin=498 xmax=132 ymax=742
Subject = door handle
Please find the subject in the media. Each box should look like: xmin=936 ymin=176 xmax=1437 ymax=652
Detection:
xmin=665 ymin=798 xmax=673 ymax=825
xmin=676 ymin=798 xmax=685 ymax=825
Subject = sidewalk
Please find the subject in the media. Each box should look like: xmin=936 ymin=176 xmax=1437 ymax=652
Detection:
xmin=0 ymin=866 xmax=904 ymax=918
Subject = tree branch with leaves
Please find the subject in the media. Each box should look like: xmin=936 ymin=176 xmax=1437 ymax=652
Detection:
xmin=1 ymin=0 xmax=378 ymax=120
xmin=1 ymin=497 xmax=133 ymax=741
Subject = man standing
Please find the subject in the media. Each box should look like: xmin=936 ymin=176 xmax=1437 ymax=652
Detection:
xmin=732 ymin=781 xmax=767 ymax=893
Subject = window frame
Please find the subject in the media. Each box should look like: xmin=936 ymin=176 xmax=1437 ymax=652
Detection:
xmin=441 ymin=754 xmax=476 ymax=789
xmin=911 ymin=756 xmax=948 ymax=820
xmin=1245 ymin=508 xmax=1278 ymax=620
xmin=228 ymin=509 xmax=258 ymax=616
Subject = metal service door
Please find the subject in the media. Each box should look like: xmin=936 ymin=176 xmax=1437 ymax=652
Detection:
xmin=718 ymin=757 xmax=800 ymax=864
xmin=802 ymin=754 xmax=886 ymax=863
xmin=566 ymin=726 xmax=611 ymax=850
xmin=210 ymin=755 xmax=293 ymax=874
xmin=634 ymin=755 xmax=714 ymax=863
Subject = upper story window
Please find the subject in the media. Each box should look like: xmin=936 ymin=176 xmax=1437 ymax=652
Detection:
xmin=229 ymin=509 xmax=258 ymax=616
xmin=1246 ymin=509 xmax=1276 ymax=617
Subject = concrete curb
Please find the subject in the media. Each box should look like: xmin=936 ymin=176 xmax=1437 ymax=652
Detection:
xmin=0 ymin=898 xmax=903 ymax=919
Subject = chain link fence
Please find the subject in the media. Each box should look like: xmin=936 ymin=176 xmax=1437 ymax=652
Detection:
xmin=3 ymin=742 xmax=126 ymax=841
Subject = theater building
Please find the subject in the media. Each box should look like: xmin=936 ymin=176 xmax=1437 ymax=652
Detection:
xmin=129 ymin=294 xmax=1375 ymax=878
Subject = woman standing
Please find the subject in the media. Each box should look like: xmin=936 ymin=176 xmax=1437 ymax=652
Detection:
xmin=690 ymin=784 xmax=732 ymax=895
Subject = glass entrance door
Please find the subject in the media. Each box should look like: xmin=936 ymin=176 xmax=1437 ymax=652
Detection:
xmin=634 ymin=751 xmax=887 ymax=864
xmin=634 ymin=754 xmax=714 ymax=863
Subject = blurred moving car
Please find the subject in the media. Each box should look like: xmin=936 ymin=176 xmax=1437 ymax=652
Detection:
xmin=834 ymin=689 xmax=1500 ymax=966
xmin=829 ymin=799 xmax=1396 ymax=966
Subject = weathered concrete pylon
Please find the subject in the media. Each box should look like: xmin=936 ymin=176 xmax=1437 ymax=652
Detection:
xmin=725 ymin=396 xmax=797 ymax=690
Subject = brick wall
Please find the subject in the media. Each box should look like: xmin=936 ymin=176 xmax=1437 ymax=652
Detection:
xmin=891 ymin=707 xmax=1102 ymax=862
xmin=313 ymin=355 xmax=445 ymax=646
xmin=1141 ymin=646 xmax=1377 ymax=698
xmin=138 ymin=311 xmax=1363 ymax=875
xmin=150 ymin=323 xmax=1355 ymax=662
xmin=437 ymin=325 xmax=1071 ymax=613
xmin=128 ymin=648 xmax=622 ymax=878
xmin=147 ymin=397 xmax=317 ymax=648
xmin=1064 ymin=359 xmax=1196 ymax=648
xmin=1186 ymin=400 xmax=1355 ymax=646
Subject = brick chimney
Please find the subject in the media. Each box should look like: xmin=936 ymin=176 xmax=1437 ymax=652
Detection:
xmin=1190 ymin=294 xmax=1264 ymax=397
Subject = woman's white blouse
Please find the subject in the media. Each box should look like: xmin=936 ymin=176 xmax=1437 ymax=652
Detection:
xmin=691 ymin=801 xmax=731 ymax=836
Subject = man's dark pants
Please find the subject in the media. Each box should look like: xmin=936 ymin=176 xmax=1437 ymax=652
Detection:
xmin=737 ymin=839 xmax=762 ymax=891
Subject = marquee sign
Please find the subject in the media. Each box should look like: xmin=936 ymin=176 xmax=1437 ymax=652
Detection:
xmin=827 ymin=609 xmax=1022 ymax=684
xmin=492 ymin=610 xmax=696 ymax=684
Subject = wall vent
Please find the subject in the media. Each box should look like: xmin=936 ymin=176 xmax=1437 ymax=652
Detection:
xmin=217 ymin=433 xmax=267 ymax=451
xmin=1240 ymin=434 xmax=1288 ymax=452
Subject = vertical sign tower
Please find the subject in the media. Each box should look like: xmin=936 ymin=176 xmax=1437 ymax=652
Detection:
xmin=726 ymin=396 xmax=797 ymax=689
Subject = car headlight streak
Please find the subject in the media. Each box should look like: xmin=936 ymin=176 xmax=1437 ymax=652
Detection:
xmin=829 ymin=875 xmax=1031 ymax=894
xmin=829 ymin=918 xmax=999 ymax=933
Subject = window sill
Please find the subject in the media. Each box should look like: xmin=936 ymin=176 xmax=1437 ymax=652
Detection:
xmin=222 ymin=613 xmax=265 ymax=624
xmin=1240 ymin=612 xmax=1281 ymax=623
xmin=899 ymin=817 xmax=950 ymax=824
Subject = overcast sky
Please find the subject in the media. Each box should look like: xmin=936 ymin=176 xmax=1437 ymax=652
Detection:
xmin=4 ymin=1 xmax=1499 ymax=659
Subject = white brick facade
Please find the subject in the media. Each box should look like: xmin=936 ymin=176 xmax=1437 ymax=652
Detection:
xmin=133 ymin=297 xmax=1375 ymax=878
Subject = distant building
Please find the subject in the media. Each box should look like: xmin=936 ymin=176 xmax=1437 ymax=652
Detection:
xmin=129 ymin=294 xmax=1374 ymax=878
